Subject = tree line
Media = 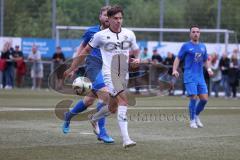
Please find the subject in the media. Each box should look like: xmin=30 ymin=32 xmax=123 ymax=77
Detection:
xmin=3 ymin=0 xmax=240 ymax=42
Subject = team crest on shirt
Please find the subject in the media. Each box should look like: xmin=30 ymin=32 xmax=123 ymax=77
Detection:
xmin=194 ymin=52 xmax=202 ymax=62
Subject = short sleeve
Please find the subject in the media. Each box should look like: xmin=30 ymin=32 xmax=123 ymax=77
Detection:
xmin=178 ymin=44 xmax=186 ymax=60
xmin=88 ymin=33 xmax=101 ymax=49
xmin=81 ymin=30 xmax=92 ymax=46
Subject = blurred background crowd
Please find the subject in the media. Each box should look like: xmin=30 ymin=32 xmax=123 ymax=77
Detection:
xmin=1 ymin=40 xmax=239 ymax=99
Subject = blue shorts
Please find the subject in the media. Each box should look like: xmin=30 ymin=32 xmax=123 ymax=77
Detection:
xmin=185 ymin=82 xmax=208 ymax=96
xmin=85 ymin=55 xmax=105 ymax=92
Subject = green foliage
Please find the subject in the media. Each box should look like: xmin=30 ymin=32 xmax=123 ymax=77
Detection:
xmin=2 ymin=0 xmax=240 ymax=41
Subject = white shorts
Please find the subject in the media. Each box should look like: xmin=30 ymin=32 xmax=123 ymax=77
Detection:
xmin=103 ymin=72 xmax=128 ymax=97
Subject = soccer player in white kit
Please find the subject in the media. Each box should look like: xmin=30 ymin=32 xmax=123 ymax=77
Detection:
xmin=64 ymin=5 xmax=140 ymax=148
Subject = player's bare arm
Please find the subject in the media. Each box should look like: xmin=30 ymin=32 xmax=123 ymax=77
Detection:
xmin=64 ymin=45 xmax=92 ymax=78
xmin=172 ymin=57 xmax=180 ymax=78
xmin=68 ymin=42 xmax=87 ymax=78
xmin=205 ymin=58 xmax=214 ymax=76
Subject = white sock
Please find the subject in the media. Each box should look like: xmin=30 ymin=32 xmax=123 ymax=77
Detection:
xmin=118 ymin=105 xmax=130 ymax=142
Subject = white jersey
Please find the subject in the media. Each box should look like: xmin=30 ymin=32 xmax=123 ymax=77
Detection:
xmin=88 ymin=28 xmax=139 ymax=95
xmin=89 ymin=28 xmax=138 ymax=75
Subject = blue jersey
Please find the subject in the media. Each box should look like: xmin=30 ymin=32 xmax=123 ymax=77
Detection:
xmin=81 ymin=25 xmax=102 ymax=59
xmin=178 ymin=41 xmax=208 ymax=84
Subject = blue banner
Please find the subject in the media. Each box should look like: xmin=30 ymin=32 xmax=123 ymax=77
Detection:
xmin=21 ymin=38 xmax=148 ymax=59
xmin=59 ymin=39 xmax=82 ymax=58
xmin=22 ymin=38 xmax=55 ymax=59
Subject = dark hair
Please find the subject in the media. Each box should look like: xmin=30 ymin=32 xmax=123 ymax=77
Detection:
xmin=189 ymin=25 xmax=199 ymax=31
xmin=107 ymin=5 xmax=124 ymax=17
xmin=99 ymin=5 xmax=111 ymax=15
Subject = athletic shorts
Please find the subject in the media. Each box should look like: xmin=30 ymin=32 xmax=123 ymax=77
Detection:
xmin=103 ymin=72 xmax=128 ymax=97
xmin=85 ymin=55 xmax=105 ymax=92
xmin=185 ymin=82 xmax=208 ymax=96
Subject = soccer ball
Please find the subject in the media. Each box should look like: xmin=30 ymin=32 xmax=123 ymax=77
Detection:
xmin=72 ymin=77 xmax=92 ymax=95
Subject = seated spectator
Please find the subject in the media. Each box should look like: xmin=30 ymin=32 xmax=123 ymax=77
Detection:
xmin=129 ymin=50 xmax=141 ymax=94
xmin=138 ymin=48 xmax=151 ymax=92
xmin=151 ymin=48 xmax=163 ymax=64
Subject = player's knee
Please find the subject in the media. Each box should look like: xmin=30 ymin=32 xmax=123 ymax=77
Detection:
xmin=109 ymin=98 xmax=118 ymax=110
xmin=83 ymin=97 xmax=95 ymax=107
xmin=190 ymin=95 xmax=198 ymax=100
xmin=109 ymin=106 xmax=117 ymax=114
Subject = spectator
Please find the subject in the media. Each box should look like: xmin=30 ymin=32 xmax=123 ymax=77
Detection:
xmin=151 ymin=48 xmax=163 ymax=64
xmin=13 ymin=45 xmax=26 ymax=88
xmin=1 ymin=41 xmax=15 ymax=89
xmin=129 ymin=50 xmax=141 ymax=94
xmin=219 ymin=52 xmax=231 ymax=98
xmin=164 ymin=52 xmax=175 ymax=74
xmin=163 ymin=52 xmax=175 ymax=95
xmin=0 ymin=51 xmax=4 ymax=89
xmin=28 ymin=45 xmax=43 ymax=90
xmin=139 ymin=47 xmax=151 ymax=91
xmin=140 ymin=47 xmax=151 ymax=63
xmin=52 ymin=46 xmax=66 ymax=90
xmin=210 ymin=53 xmax=221 ymax=97
xmin=228 ymin=53 xmax=239 ymax=98
xmin=150 ymin=48 xmax=163 ymax=87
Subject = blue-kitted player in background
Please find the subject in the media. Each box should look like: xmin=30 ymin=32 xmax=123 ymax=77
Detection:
xmin=62 ymin=6 xmax=115 ymax=143
xmin=172 ymin=25 xmax=213 ymax=128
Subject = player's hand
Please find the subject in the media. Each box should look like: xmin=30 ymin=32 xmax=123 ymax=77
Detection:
xmin=69 ymin=71 xmax=76 ymax=79
xmin=130 ymin=58 xmax=140 ymax=68
xmin=64 ymin=68 xmax=73 ymax=79
xmin=172 ymin=70 xmax=179 ymax=78
xmin=131 ymin=58 xmax=140 ymax=64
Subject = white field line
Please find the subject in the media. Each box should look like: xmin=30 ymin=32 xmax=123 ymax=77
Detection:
xmin=0 ymin=107 xmax=240 ymax=112
xmin=79 ymin=132 xmax=94 ymax=135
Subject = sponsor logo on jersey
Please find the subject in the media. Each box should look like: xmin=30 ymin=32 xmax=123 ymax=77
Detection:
xmin=194 ymin=52 xmax=202 ymax=62
xmin=104 ymin=40 xmax=132 ymax=51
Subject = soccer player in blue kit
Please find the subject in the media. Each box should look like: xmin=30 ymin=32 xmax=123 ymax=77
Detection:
xmin=172 ymin=25 xmax=213 ymax=128
xmin=62 ymin=6 xmax=115 ymax=143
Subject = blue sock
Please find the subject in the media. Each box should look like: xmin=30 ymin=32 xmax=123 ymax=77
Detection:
xmin=97 ymin=102 xmax=106 ymax=135
xmin=70 ymin=100 xmax=87 ymax=114
xmin=189 ymin=98 xmax=197 ymax=121
xmin=196 ymin=99 xmax=207 ymax=116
